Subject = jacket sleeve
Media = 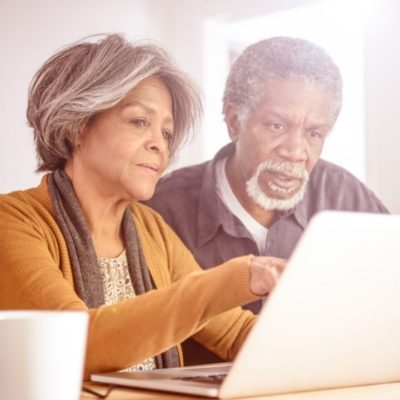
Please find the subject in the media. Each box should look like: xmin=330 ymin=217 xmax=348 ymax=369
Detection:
xmin=0 ymin=196 xmax=259 ymax=379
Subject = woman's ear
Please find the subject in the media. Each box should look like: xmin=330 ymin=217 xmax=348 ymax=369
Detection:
xmin=74 ymin=121 xmax=88 ymax=148
xmin=224 ymin=104 xmax=242 ymax=142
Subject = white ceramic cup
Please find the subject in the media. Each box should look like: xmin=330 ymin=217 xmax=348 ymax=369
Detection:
xmin=0 ymin=310 xmax=89 ymax=400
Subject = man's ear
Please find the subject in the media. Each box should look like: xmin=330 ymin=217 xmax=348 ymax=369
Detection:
xmin=224 ymin=104 xmax=242 ymax=142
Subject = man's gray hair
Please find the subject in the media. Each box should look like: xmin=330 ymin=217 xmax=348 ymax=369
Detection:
xmin=27 ymin=33 xmax=202 ymax=171
xmin=223 ymin=37 xmax=342 ymax=124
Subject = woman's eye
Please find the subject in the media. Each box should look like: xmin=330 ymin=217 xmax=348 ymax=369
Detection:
xmin=162 ymin=130 xmax=173 ymax=142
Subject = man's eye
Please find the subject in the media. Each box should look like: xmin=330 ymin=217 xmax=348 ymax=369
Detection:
xmin=131 ymin=119 xmax=147 ymax=128
xmin=308 ymin=129 xmax=322 ymax=139
xmin=270 ymin=123 xmax=285 ymax=131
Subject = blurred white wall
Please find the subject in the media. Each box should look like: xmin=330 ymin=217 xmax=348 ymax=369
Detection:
xmin=363 ymin=0 xmax=400 ymax=214
xmin=0 ymin=0 xmax=399 ymax=213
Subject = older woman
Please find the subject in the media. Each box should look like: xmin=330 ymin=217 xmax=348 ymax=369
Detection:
xmin=0 ymin=34 xmax=285 ymax=379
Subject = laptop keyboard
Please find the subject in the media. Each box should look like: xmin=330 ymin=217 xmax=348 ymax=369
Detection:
xmin=174 ymin=373 xmax=227 ymax=384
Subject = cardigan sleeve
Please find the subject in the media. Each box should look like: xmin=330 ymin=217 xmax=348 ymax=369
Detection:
xmin=133 ymin=203 xmax=258 ymax=363
xmin=0 ymin=194 xmax=260 ymax=379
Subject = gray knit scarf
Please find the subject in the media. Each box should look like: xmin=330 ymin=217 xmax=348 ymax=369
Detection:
xmin=48 ymin=169 xmax=179 ymax=368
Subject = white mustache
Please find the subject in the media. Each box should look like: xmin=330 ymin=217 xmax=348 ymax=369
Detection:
xmin=246 ymin=159 xmax=309 ymax=211
xmin=257 ymin=160 xmax=309 ymax=181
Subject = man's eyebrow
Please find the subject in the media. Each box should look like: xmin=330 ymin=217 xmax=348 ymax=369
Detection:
xmin=265 ymin=110 xmax=332 ymax=127
xmin=263 ymin=110 xmax=289 ymax=120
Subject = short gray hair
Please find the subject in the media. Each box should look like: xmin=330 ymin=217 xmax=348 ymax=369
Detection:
xmin=27 ymin=33 xmax=202 ymax=172
xmin=223 ymin=37 xmax=342 ymax=124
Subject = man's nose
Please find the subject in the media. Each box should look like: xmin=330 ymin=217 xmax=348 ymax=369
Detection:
xmin=276 ymin=129 xmax=307 ymax=162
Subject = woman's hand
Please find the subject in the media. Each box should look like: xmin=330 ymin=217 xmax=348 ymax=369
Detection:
xmin=249 ymin=256 xmax=287 ymax=296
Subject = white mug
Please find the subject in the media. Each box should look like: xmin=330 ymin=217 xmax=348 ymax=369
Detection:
xmin=0 ymin=310 xmax=88 ymax=400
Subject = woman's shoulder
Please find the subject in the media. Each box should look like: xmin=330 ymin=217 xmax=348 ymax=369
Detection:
xmin=0 ymin=175 xmax=55 ymax=224
xmin=129 ymin=201 xmax=171 ymax=234
xmin=130 ymin=200 xmax=163 ymax=219
xmin=128 ymin=200 xmax=184 ymax=250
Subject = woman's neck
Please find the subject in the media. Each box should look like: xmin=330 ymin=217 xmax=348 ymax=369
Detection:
xmin=63 ymin=163 xmax=128 ymax=258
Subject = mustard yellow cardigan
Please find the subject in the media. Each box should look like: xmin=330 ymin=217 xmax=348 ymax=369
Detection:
xmin=0 ymin=176 xmax=258 ymax=379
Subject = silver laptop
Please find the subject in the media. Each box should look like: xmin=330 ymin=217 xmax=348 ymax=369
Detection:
xmin=91 ymin=211 xmax=400 ymax=398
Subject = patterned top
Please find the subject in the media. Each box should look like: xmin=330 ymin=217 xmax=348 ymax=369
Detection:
xmin=98 ymin=250 xmax=156 ymax=371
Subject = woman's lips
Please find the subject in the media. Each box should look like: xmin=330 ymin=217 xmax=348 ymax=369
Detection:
xmin=136 ymin=162 xmax=160 ymax=174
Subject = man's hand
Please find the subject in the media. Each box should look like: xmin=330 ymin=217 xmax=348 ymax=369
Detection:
xmin=249 ymin=256 xmax=287 ymax=296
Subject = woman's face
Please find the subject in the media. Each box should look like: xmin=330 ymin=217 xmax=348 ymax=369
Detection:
xmin=72 ymin=76 xmax=174 ymax=202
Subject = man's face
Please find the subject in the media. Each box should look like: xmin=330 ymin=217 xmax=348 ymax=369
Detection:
xmin=227 ymin=78 xmax=336 ymax=210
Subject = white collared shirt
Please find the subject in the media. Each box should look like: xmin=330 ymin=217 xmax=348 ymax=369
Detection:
xmin=215 ymin=157 xmax=268 ymax=254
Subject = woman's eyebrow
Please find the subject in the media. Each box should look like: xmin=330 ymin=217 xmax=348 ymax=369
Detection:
xmin=121 ymin=101 xmax=153 ymax=114
xmin=121 ymin=101 xmax=174 ymax=124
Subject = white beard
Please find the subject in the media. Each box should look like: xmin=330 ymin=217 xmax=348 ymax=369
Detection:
xmin=246 ymin=160 xmax=309 ymax=211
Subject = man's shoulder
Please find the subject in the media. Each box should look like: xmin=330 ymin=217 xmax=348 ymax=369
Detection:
xmin=311 ymin=159 xmax=359 ymax=180
xmin=306 ymin=159 xmax=388 ymax=212
xmin=144 ymin=161 xmax=213 ymax=235
xmin=155 ymin=160 xmax=210 ymax=194
xmin=311 ymin=159 xmax=370 ymax=190
xmin=145 ymin=159 xmax=212 ymax=215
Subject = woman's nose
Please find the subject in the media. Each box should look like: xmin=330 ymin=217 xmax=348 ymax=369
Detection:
xmin=146 ymin=128 xmax=169 ymax=154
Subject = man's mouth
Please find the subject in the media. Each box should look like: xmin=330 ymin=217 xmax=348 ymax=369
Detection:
xmin=267 ymin=170 xmax=302 ymax=193
xmin=246 ymin=159 xmax=310 ymax=210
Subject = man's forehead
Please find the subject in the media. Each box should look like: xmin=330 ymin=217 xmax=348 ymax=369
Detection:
xmin=259 ymin=77 xmax=334 ymax=95
xmin=244 ymin=83 xmax=336 ymax=130
xmin=258 ymin=78 xmax=336 ymax=107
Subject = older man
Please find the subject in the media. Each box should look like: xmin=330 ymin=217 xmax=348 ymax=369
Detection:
xmin=145 ymin=37 xmax=388 ymax=364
